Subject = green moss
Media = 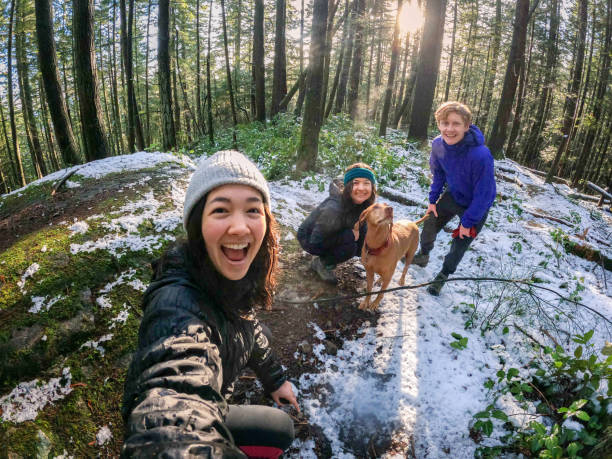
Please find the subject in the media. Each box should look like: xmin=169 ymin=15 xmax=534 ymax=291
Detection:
xmin=0 ymin=182 xmax=54 ymax=219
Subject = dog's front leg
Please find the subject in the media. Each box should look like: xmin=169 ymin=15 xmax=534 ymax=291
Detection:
xmin=359 ymin=268 xmax=375 ymax=310
xmin=369 ymin=273 xmax=392 ymax=310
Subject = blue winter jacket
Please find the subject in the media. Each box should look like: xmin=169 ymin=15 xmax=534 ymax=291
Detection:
xmin=429 ymin=124 xmax=496 ymax=228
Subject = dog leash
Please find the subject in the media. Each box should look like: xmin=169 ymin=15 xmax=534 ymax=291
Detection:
xmin=276 ymin=276 xmax=610 ymax=325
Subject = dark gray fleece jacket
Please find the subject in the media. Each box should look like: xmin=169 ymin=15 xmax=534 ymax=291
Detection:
xmin=121 ymin=248 xmax=286 ymax=458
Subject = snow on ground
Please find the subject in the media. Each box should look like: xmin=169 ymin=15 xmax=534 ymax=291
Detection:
xmin=0 ymin=368 xmax=73 ymax=423
xmin=0 ymin=151 xmax=193 ymax=199
xmin=272 ymin=157 xmax=612 ymax=457
xmin=3 ymin=150 xmax=611 ymax=456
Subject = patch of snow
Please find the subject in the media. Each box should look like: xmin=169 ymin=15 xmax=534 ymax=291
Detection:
xmin=96 ymin=296 xmax=113 ymax=309
xmin=272 ymin=153 xmax=612 ymax=457
xmin=17 ymin=263 xmax=40 ymax=293
xmin=41 ymin=245 xmax=47 ymax=252
xmin=29 ymin=295 xmax=64 ymax=314
xmin=69 ymin=221 xmax=89 ymax=235
xmin=2 ymin=151 xmax=194 ymax=199
xmin=96 ymin=425 xmax=113 ymax=446
xmin=0 ymin=368 xmax=73 ymax=423
xmin=80 ymin=334 xmax=113 ymax=357
xmin=109 ymin=305 xmax=130 ymax=329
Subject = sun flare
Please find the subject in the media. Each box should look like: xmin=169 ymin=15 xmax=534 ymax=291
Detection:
xmin=398 ymin=1 xmax=425 ymax=35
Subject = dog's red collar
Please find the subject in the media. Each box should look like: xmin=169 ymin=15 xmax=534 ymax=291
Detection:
xmin=365 ymin=235 xmax=390 ymax=256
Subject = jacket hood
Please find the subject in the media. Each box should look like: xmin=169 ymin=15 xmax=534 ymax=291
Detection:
xmin=143 ymin=245 xmax=196 ymax=306
xmin=329 ymin=177 xmax=343 ymax=198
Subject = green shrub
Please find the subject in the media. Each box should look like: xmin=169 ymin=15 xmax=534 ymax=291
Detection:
xmin=208 ymin=113 xmax=406 ymax=185
xmin=473 ymin=330 xmax=611 ymax=458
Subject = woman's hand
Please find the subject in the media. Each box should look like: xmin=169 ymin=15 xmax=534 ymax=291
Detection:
xmin=270 ymin=381 xmax=300 ymax=412
xmin=426 ymin=203 xmax=438 ymax=217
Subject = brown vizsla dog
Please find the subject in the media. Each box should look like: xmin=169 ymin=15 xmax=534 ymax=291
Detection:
xmin=355 ymin=203 xmax=427 ymax=311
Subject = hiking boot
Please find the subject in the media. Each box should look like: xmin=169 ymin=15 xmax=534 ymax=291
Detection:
xmin=411 ymin=251 xmax=430 ymax=267
xmin=310 ymin=257 xmax=338 ymax=284
xmin=427 ymin=272 xmax=448 ymax=296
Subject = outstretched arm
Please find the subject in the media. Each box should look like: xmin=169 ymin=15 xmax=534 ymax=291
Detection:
xmin=122 ymin=287 xmax=245 ymax=458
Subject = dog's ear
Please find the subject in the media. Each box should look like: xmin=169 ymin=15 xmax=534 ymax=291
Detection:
xmin=358 ymin=206 xmax=372 ymax=227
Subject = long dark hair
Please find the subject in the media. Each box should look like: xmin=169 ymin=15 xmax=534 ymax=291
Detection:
xmin=179 ymin=193 xmax=279 ymax=316
xmin=341 ymin=162 xmax=377 ymax=209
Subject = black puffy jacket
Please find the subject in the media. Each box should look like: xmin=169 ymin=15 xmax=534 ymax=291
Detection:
xmin=297 ymin=179 xmax=366 ymax=250
xmin=121 ymin=248 xmax=286 ymax=458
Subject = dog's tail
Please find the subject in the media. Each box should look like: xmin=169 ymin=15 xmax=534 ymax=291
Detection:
xmin=414 ymin=213 xmax=431 ymax=225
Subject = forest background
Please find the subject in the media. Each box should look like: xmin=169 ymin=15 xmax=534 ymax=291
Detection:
xmin=0 ymin=0 xmax=610 ymax=192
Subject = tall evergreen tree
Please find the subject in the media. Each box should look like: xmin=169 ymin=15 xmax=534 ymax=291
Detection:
xmin=158 ymin=0 xmax=176 ymax=150
xmin=73 ymin=0 xmax=108 ymax=161
xmin=271 ymin=0 xmax=287 ymax=117
xmin=297 ymin=0 xmax=328 ymax=172
xmin=488 ymin=0 xmax=530 ymax=158
xmin=253 ymin=0 xmax=266 ymax=123
xmin=408 ymin=0 xmax=447 ymax=140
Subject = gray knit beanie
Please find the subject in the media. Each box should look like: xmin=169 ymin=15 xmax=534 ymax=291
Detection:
xmin=183 ymin=150 xmax=270 ymax=229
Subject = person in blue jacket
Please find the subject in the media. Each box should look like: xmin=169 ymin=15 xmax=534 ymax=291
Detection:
xmin=411 ymin=101 xmax=496 ymax=295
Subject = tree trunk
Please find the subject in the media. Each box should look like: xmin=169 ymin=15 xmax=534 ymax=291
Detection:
xmin=253 ymin=0 xmax=266 ymax=123
xmin=234 ymin=0 xmax=242 ymax=96
xmin=7 ymin=0 xmax=26 ymax=185
xmin=171 ymin=12 xmax=181 ymax=144
xmin=379 ymin=0 xmax=403 ymax=136
xmin=73 ymin=0 xmax=108 ymax=161
xmin=488 ymin=0 xmax=530 ymax=158
xmin=0 ymin=95 xmax=19 ymax=187
xmin=393 ymin=31 xmax=419 ymax=127
xmin=476 ymin=0 xmax=501 ymax=130
xmin=571 ymin=0 xmax=610 ymax=187
xmin=271 ymin=0 xmax=287 ymax=117
xmin=296 ymin=0 xmax=328 ymax=172
xmin=295 ymin=0 xmax=305 ymax=115
xmin=325 ymin=19 xmax=347 ymax=119
xmin=347 ymin=0 xmax=365 ymax=120
xmin=522 ymin=0 xmax=559 ymax=167
xmin=320 ymin=0 xmax=341 ymax=117
xmin=110 ymin=0 xmax=124 ymax=155
xmin=16 ymin=2 xmax=46 ymax=178
xmin=443 ymin=0 xmax=458 ymax=101
xmin=144 ymin=0 xmax=152 ymax=144
xmin=220 ymin=0 xmax=238 ymax=144
xmin=196 ymin=0 xmax=203 ymax=134
xmin=158 ymin=0 xmax=176 ymax=150
xmin=546 ymin=0 xmax=587 ymax=183
xmin=38 ymin=77 xmax=60 ymax=171
xmin=206 ymin=0 xmax=214 ymax=143
xmin=334 ymin=0 xmax=355 ymax=114
xmin=408 ymin=0 xmax=447 ymax=140
xmin=120 ymin=0 xmax=145 ymax=152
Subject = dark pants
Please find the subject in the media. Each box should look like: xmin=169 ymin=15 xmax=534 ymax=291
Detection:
xmin=226 ymin=405 xmax=294 ymax=455
xmin=420 ymin=191 xmax=488 ymax=276
xmin=298 ymin=225 xmax=366 ymax=266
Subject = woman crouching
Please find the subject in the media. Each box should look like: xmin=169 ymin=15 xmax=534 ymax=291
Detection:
xmin=122 ymin=151 xmax=297 ymax=458
xmin=297 ymin=163 xmax=377 ymax=283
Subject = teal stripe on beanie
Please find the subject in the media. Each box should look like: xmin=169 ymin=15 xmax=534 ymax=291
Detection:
xmin=343 ymin=167 xmax=376 ymax=185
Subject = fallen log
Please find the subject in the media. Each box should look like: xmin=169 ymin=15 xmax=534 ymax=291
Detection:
xmin=586 ymin=181 xmax=612 ymax=206
xmin=519 ymin=165 xmax=570 ymax=186
xmin=379 ymin=186 xmax=428 ymax=209
xmin=566 ymin=192 xmax=600 ymax=202
xmin=521 ymin=209 xmax=573 ymax=227
xmin=560 ymin=236 xmax=612 ymax=272
xmin=51 ymin=168 xmax=80 ymax=196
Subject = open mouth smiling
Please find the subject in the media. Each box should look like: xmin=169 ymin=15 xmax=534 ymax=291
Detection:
xmin=221 ymin=242 xmax=250 ymax=262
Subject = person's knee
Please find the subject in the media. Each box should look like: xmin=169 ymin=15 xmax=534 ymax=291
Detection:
xmin=226 ymin=405 xmax=294 ymax=450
